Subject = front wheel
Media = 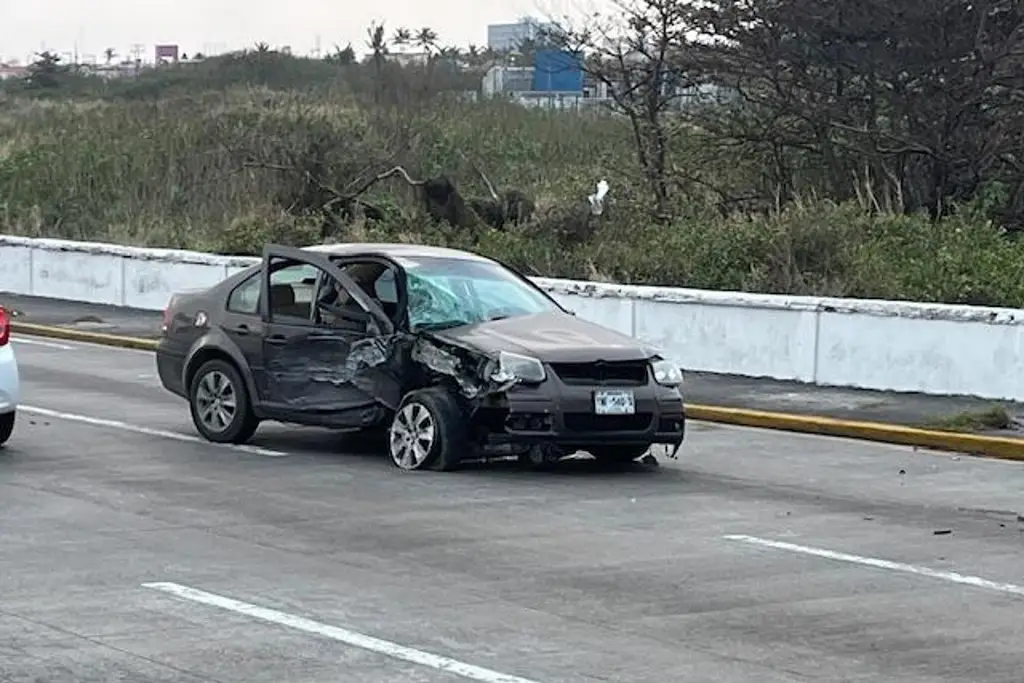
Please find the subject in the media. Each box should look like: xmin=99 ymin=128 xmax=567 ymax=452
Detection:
xmin=388 ymin=388 xmax=467 ymax=472
xmin=0 ymin=411 xmax=14 ymax=447
xmin=188 ymin=359 xmax=259 ymax=444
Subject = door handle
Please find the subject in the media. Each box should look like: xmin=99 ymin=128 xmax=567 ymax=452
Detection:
xmin=266 ymin=334 xmax=288 ymax=346
xmin=231 ymin=323 xmax=250 ymax=335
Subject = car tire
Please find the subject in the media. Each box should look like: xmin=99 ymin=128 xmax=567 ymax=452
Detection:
xmin=388 ymin=387 xmax=467 ymax=472
xmin=0 ymin=411 xmax=14 ymax=447
xmin=588 ymin=445 xmax=650 ymax=464
xmin=188 ymin=359 xmax=259 ymax=444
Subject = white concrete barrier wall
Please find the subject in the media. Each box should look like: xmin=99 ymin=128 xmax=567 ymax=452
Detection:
xmin=2 ymin=234 xmax=1021 ymax=401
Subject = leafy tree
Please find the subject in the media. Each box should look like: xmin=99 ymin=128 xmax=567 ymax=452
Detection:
xmin=324 ymin=44 xmax=357 ymax=66
xmin=693 ymin=0 xmax=1024 ymax=224
xmin=22 ymin=51 xmax=68 ymax=89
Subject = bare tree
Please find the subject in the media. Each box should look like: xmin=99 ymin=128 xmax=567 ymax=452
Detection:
xmin=553 ymin=0 xmax=705 ymax=220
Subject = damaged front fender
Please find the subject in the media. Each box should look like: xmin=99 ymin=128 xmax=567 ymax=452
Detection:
xmin=411 ymin=336 xmax=519 ymax=402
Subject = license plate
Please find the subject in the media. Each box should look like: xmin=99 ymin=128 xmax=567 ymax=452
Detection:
xmin=594 ymin=389 xmax=635 ymax=415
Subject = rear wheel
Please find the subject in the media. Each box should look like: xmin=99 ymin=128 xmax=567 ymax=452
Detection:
xmin=388 ymin=388 xmax=467 ymax=472
xmin=188 ymin=359 xmax=259 ymax=444
xmin=0 ymin=411 xmax=14 ymax=447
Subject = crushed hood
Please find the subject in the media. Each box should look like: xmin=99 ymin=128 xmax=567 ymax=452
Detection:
xmin=428 ymin=311 xmax=654 ymax=363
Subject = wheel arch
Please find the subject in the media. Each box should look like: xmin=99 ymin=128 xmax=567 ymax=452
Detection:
xmin=389 ymin=384 xmax=469 ymax=471
xmin=183 ymin=341 xmax=260 ymax=415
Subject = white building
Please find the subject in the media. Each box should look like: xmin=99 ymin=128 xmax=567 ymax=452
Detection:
xmin=486 ymin=18 xmax=557 ymax=52
xmin=481 ymin=65 xmax=535 ymax=96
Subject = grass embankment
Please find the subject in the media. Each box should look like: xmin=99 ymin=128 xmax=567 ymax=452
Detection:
xmin=2 ymin=59 xmax=1024 ymax=306
xmin=926 ymin=406 xmax=1014 ymax=434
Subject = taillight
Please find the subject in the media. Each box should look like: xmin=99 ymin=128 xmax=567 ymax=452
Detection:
xmin=0 ymin=307 xmax=9 ymax=346
xmin=161 ymin=295 xmax=177 ymax=335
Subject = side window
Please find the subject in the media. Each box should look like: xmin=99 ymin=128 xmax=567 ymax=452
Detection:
xmin=267 ymin=260 xmax=319 ymax=324
xmin=335 ymin=260 xmax=400 ymax=322
xmin=374 ymin=268 xmax=398 ymax=304
xmin=311 ymin=270 xmax=378 ymax=332
xmin=226 ymin=273 xmax=260 ymax=315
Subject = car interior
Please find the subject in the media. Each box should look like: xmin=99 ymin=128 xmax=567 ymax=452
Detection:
xmin=263 ymin=260 xmax=401 ymax=331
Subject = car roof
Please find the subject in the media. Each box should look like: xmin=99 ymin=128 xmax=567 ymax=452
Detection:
xmin=304 ymin=242 xmax=494 ymax=264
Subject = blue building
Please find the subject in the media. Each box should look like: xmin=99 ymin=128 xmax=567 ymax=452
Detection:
xmin=530 ymin=49 xmax=583 ymax=93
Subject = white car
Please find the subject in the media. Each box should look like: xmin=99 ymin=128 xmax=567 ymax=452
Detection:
xmin=0 ymin=306 xmax=18 ymax=446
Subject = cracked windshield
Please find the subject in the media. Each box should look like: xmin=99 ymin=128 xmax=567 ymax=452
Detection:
xmin=400 ymin=256 xmax=559 ymax=331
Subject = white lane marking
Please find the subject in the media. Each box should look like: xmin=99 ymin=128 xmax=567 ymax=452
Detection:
xmin=143 ymin=581 xmax=543 ymax=683
xmin=19 ymin=405 xmax=287 ymax=457
xmin=724 ymin=534 xmax=1024 ymax=597
xmin=12 ymin=336 xmax=74 ymax=350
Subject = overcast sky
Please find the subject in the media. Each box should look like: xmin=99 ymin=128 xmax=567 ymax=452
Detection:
xmin=1 ymin=0 xmax=603 ymax=64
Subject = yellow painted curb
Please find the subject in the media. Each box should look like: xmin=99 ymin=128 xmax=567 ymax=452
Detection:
xmin=11 ymin=321 xmax=160 ymax=351
xmin=686 ymin=404 xmax=1024 ymax=462
xmin=10 ymin=324 xmax=1024 ymax=461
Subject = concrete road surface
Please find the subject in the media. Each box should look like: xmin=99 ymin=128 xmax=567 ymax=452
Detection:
xmin=2 ymin=333 xmax=1023 ymax=683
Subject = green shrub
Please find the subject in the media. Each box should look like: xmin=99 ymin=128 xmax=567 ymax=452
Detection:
xmin=2 ymin=72 xmax=1023 ymax=307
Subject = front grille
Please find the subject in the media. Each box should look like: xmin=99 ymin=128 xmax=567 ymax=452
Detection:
xmin=564 ymin=412 xmax=654 ymax=432
xmin=550 ymin=360 xmax=649 ymax=386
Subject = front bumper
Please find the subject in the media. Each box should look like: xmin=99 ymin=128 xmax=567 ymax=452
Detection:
xmin=472 ymin=371 xmax=685 ymax=450
xmin=0 ymin=344 xmax=21 ymax=413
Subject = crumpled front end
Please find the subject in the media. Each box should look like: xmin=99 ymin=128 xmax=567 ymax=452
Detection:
xmin=410 ymin=336 xmax=519 ymax=402
xmin=407 ymin=335 xmax=685 ymax=457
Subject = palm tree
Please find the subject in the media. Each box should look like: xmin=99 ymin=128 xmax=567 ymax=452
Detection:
xmin=415 ymin=27 xmax=438 ymax=56
xmin=103 ymin=47 xmax=116 ymax=64
xmin=391 ymin=27 xmax=412 ymax=49
xmin=366 ymin=22 xmax=389 ymax=103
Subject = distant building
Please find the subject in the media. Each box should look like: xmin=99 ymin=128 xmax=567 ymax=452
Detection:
xmin=531 ymin=49 xmax=583 ymax=92
xmin=487 ymin=18 xmax=557 ymax=52
xmin=81 ymin=62 xmax=141 ymax=79
xmin=154 ymin=44 xmax=179 ymax=64
xmin=0 ymin=64 xmax=28 ymax=80
xmin=387 ymin=51 xmax=430 ymax=67
xmin=482 ymin=65 xmax=534 ymax=96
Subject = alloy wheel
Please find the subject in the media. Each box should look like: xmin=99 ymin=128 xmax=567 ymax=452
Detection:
xmin=389 ymin=402 xmax=436 ymax=469
xmin=194 ymin=370 xmax=238 ymax=434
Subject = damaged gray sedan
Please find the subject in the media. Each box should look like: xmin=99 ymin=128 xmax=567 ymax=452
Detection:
xmin=155 ymin=243 xmax=686 ymax=470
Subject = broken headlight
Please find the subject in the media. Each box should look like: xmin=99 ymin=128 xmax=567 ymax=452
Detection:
xmin=494 ymin=351 xmax=546 ymax=383
xmin=651 ymin=359 xmax=683 ymax=386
